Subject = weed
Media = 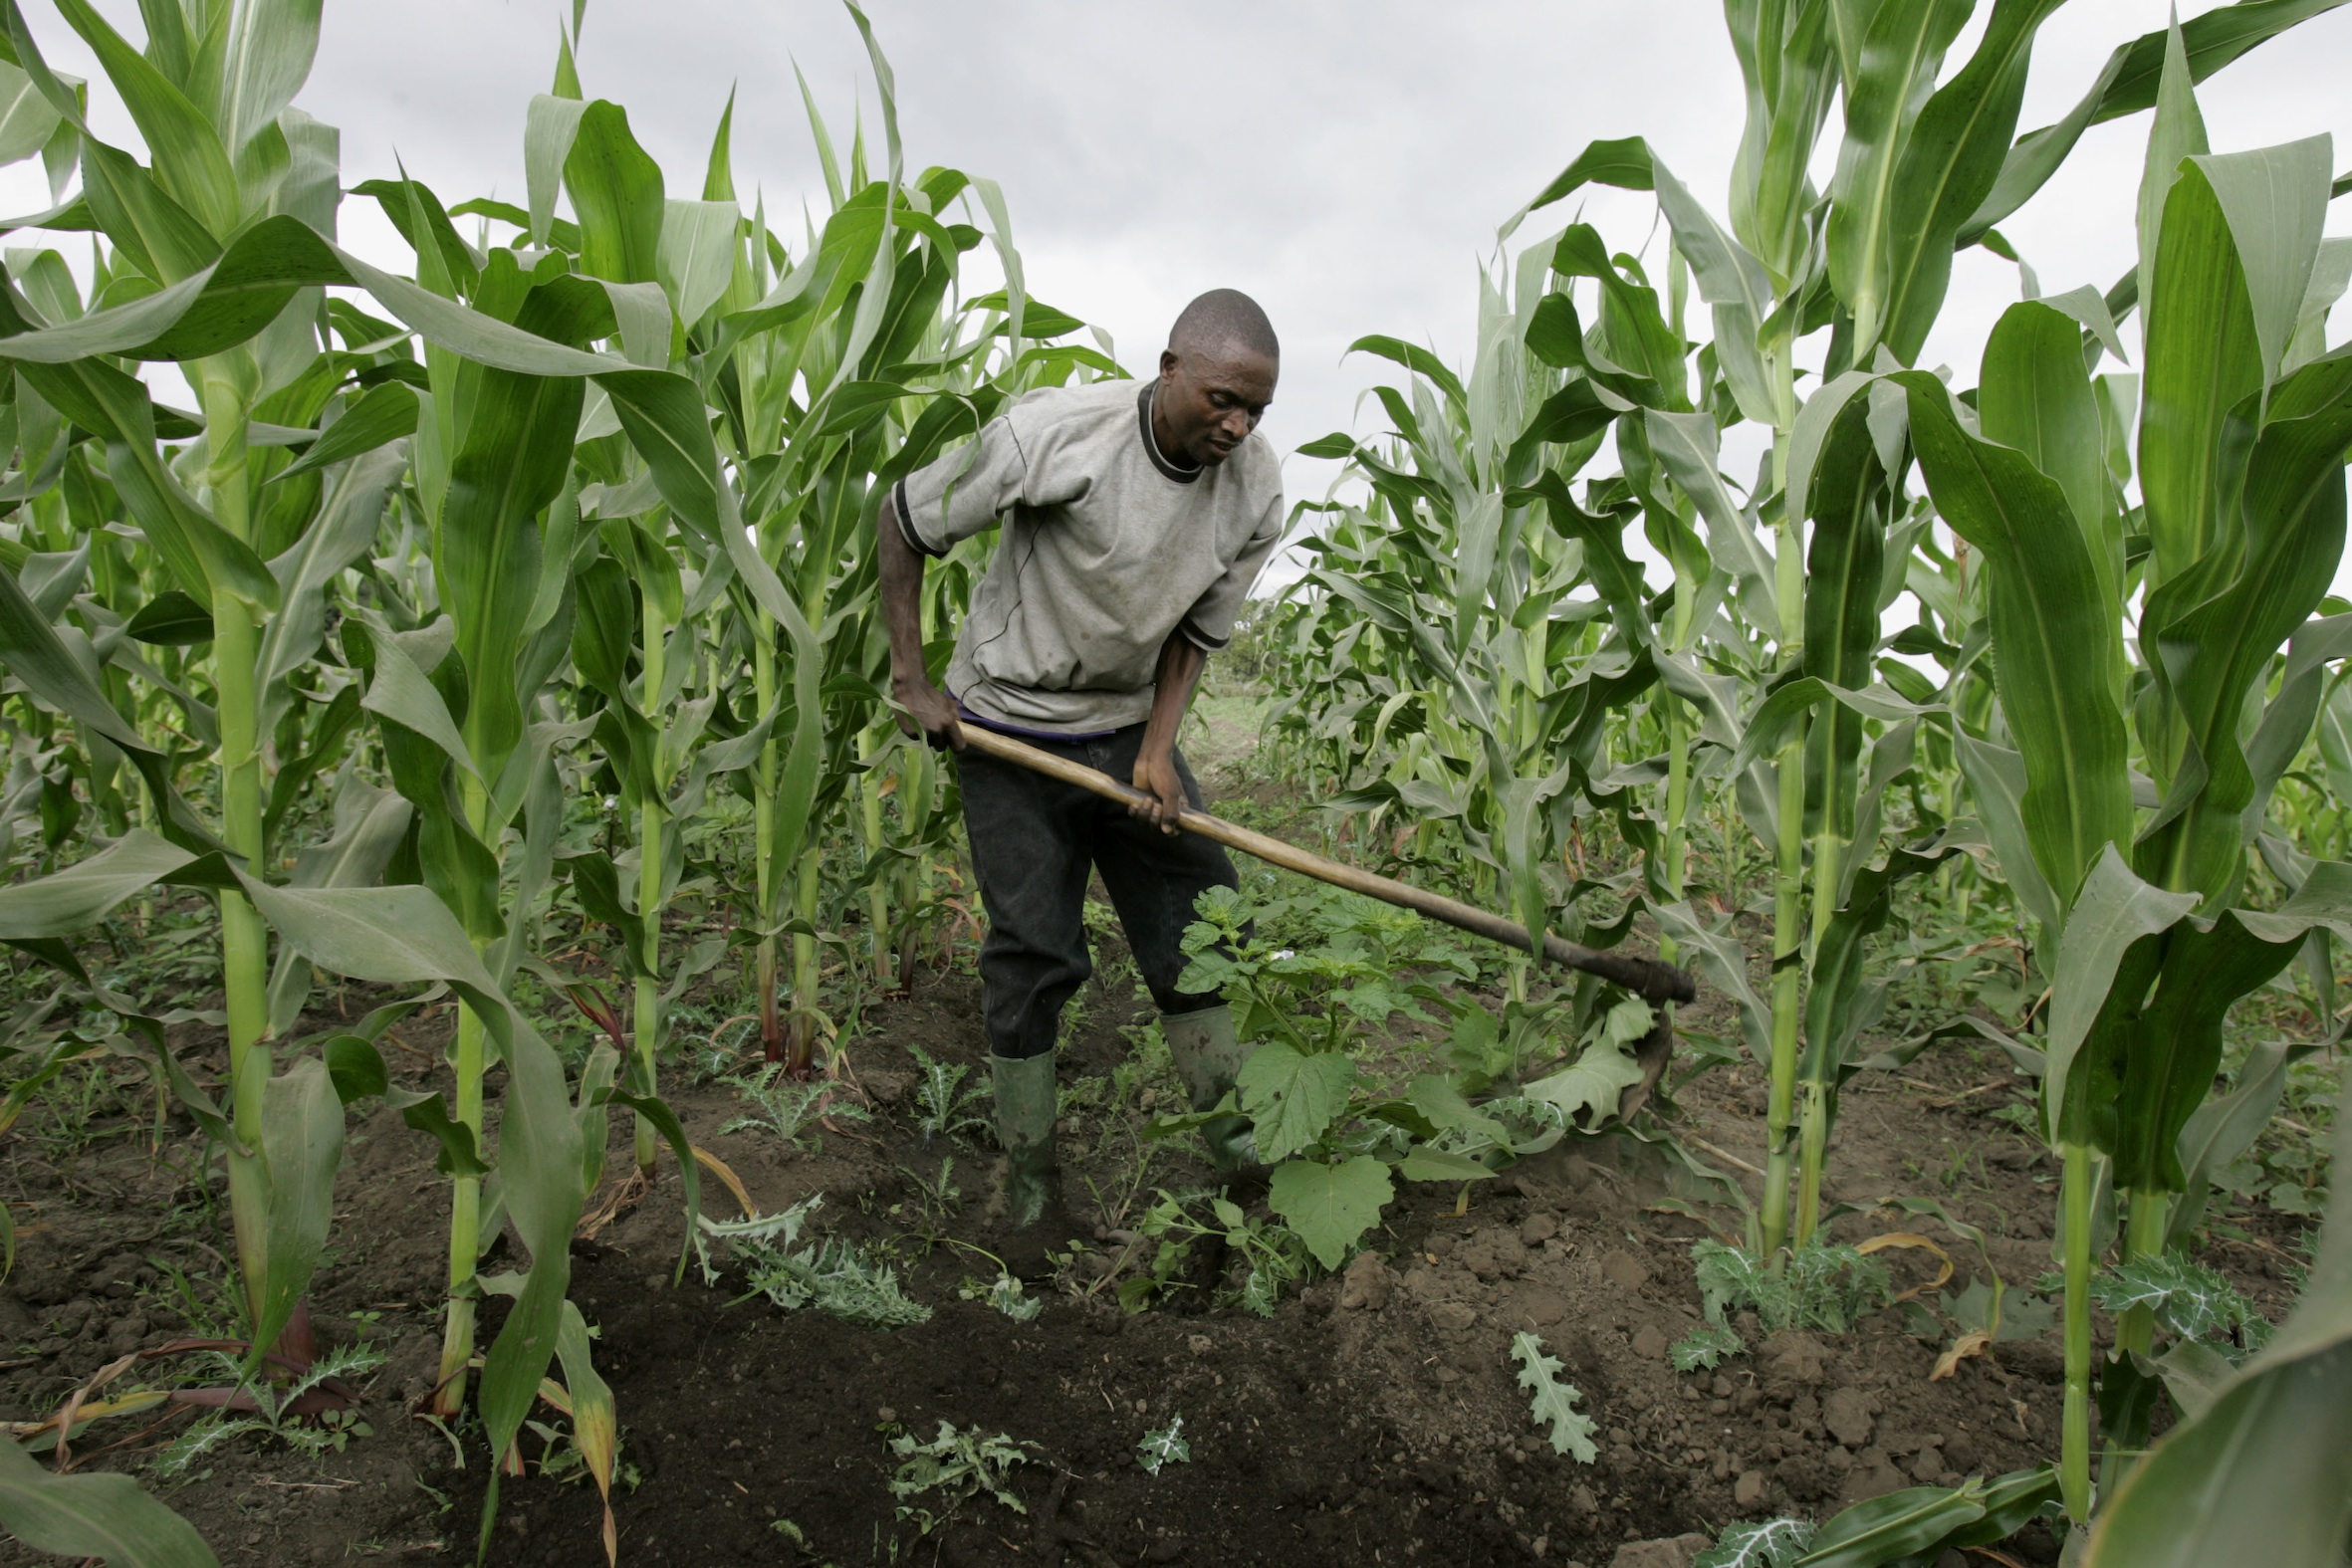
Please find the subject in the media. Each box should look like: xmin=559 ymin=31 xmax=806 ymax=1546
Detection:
xmin=1691 ymin=1238 xmax=1893 ymax=1336
xmin=956 ymin=1271 xmax=1043 ymax=1322
xmin=528 ymin=1417 xmax=643 ymax=1490
xmin=887 ymin=1157 xmax=963 ymax=1254
xmin=2092 ymin=1252 xmax=2271 ymax=1358
xmin=1122 ymin=1191 xmax=1308 ymax=1317
xmin=722 ymin=1062 xmax=864 ymax=1152
xmin=152 ymin=1341 xmax=387 ymax=1478
xmin=697 ymin=1197 xmax=930 ymax=1329
xmin=1510 ymin=1332 xmax=1597 ymax=1461
xmin=907 ymin=1044 xmax=992 ymax=1148
xmin=1670 ymin=1321 xmax=1747 ymax=1372
xmin=887 ymin=1421 xmax=1037 ymax=1534
xmin=1136 ymin=1415 xmax=1190 ymax=1475
xmin=1695 ymin=1518 xmax=1816 ymax=1568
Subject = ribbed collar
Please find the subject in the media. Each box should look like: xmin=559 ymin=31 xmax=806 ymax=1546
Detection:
xmin=1136 ymin=382 xmax=1202 ymax=484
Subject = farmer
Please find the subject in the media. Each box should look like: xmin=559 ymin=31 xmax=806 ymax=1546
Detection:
xmin=876 ymin=289 xmax=1285 ymax=1255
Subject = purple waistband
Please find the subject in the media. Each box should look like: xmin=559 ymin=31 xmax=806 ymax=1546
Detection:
xmin=949 ymin=691 xmax=1118 ymax=746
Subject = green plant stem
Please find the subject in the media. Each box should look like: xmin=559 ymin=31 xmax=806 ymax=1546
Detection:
xmin=788 ymin=846 xmax=822 ymax=1075
xmin=197 ymin=356 xmax=272 ymax=1336
xmin=433 ymin=1001 xmax=486 ymax=1416
xmin=859 ymin=725 xmax=890 ymax=986
xmin=1761 ymin=722 xmax=1807 ymax=1256
xmin=2114 ymin=1187 xmax=2173 ymax=1357
xmin=633 ymin=603 xmax=669 ymax=1176
xmin=212 ymin=596 xmax=271 ymax=1324
xmin=434 ymin=777 xmax=494 ymax=1418
xmin=1660 ymin=698 xmax=1690 ymax=965
xmin=2061 ymin=1139 xmax=2095 ymax=1523
xmin=1759 ymin=337 xmax=1808 ymax=1258
xmin=753 ymin=624 xmax=781 ymax=1061
xmin=1792 ymin=827 xmax=1843 ymax=1243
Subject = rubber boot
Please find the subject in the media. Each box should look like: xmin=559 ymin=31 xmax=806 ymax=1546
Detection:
xmin=989 ymin=1051 xmax=1067 ymax=1277
xmin=1162 ymin=1005 xmax=1262 ymax=1176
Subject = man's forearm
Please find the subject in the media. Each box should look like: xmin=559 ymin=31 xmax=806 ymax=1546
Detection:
xmin=1140 ymin=630 xmax=1208 ymax=763
xmin=877 ymin=491 xmax=929 ymax=686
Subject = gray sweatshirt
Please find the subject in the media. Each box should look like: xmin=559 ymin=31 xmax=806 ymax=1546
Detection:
xmin=893 ymin=377 xmax=1284 ymax=736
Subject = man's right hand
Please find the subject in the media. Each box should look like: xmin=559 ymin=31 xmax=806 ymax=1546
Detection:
xmin=892 ymin=676 xmax=965 ymax=751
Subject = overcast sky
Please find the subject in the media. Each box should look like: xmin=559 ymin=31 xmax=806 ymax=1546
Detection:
xmin=10 ymin=1 xmax=2352 ymax=586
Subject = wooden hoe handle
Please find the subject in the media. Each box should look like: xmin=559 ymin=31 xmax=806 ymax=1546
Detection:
xmin=955 ymin=725 xmax=1698 ymax=1006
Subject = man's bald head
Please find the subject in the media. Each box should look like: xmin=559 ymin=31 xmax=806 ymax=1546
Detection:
xmin=1153 ymin=289 xmax=1278 ymax=469
xmin=1168 ymin=289 xmax=1280 ymax=362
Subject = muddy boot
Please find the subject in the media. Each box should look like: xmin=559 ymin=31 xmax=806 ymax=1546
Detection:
xmin=988 ymin=1050 xmax=1069 ymax=1278
xmin=1162 ymin=1005 xmax=1263 ymax=1177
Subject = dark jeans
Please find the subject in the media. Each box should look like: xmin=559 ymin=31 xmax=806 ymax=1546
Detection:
xmin=956 ymin=723 xmax=1237 ymax=1060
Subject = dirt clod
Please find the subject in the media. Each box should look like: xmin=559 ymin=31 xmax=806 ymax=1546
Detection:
xmin=1339 ymin=1251 xmax=1392 ymax=1311
xmin=1599 ymin=1249 xmax=1649 ymax=1291
xmin=1608 ymin=1534 xmax=1712 ymax=1568
xmin=1822 ymin=1385 xmax=1874 ymax=1447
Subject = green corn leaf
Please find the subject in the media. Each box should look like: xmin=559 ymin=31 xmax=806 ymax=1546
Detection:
xmin=1803 ymin=390 xmax=1894 ymax=841
xmin=659 ymin=197 xmax=738 ymax=328
xmin=524 ymin=94 xmax=588 ymax=247
xmin=1794 ymin=1481 xmax=1988 ymax=1568
xmin=1267 ymin=1156 xmax=1390 ymax=1271
xmin=442 ymin=350 xmax=587 ymax=784
xmin=51 ymin=0 xmax=237 ymax=237
xmin=1518 ymin=134 xmax=1653 ymax=221
xmin=0 ymin=59 xmax=62 ymax=167
xmin=121 ymin=589 xmax=213 ymax=645
xmin=2137 ymin=342 xmax=2352 ymax=901
xmin=1899 ymin=363 xmax=2134 ymax=911
xmin=1651 ymin=901 xmax=1771 ymax=1065
xmin=2088 ymin=1106 xmax=2352 ymax=1567
xmin=566 ymin=101 xmax=664 ymax=285
xmin=0 ymin=828 xmax=202 ymax=937
xmin=214 ymin=0 xmax=324 ymax=155
xmin=2140 ymin=159 xmax=2263 ymax=586
xmin=1345 ymin=335 xmax=1465 ymax=411
xmin=233 ymin=873 xmax=582 ymax=1500
xmin=248 ymin=1057 xmax=343 ymax=1368
xmin=0 ymin=1434 xmax=217 ymax=1566
xmin=1822 ymin=0 xmax=1972 ymax=352
xmin=2167 ymin=1038 xmax=2316 ymax=1247
xmin=267 ymin=380 xmax=417 ymax=484
xmin=1649 ymin=407 xmax=1777 ymax=623
xmin=359 ymin=627 xmax=480 ymax=780
xmin=1969 ymin=0 xmax=2350 ymax=245
xmin=1877 ymin=0 xmax=2070 ymax=365
xmin=1723 ymin=0 xmax=1838 ymax=283
xmin=0 ymin=567 xmax=221 ymax=851
xmin=2042 ymin=846 xmax=2202 ymax=1147
xmin=2190 ymin=137 xmax=2335 ymax=397
xmin=1802 ymin=847 xmax=1958 ymax=1090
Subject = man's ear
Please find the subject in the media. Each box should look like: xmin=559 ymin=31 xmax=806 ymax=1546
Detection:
xmin=1159 ymin=348 xmax=1180 ymax=381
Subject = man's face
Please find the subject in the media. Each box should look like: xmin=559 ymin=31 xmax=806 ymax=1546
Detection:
xmin=1156 ymin=344 xmax=1278 ymax=468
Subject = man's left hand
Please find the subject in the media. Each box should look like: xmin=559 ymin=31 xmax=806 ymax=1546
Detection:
xmin=1130 ymin=750 xmax=1187 ymax=835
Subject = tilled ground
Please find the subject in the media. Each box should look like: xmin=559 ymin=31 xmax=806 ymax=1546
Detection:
xmin=0 ymin=854 xmax=2318 ymax=1567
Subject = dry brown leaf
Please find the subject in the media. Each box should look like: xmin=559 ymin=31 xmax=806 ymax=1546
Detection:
xmin=1932 ymin=1329 xmax=1993 ymax=1381
xmin=693 ymin=1144 xmax=758 ymax=1219
xmin=1858 ymin=1230 xmax=1956 ymax=1302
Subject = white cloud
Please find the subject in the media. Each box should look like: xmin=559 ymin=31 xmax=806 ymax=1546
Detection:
xmin=7 ymin=1 xmax=2349 ymax=587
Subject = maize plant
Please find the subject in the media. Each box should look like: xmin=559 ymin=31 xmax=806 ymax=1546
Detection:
xmin=0 ymin=0 xmax=1070 ymax=1553
xmin=1270 ymin=0 xmax=2351 ymax=1544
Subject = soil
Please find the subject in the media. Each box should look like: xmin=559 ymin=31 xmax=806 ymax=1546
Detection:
xmin=0 ymin=765 xmax=2320 ymax=1568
